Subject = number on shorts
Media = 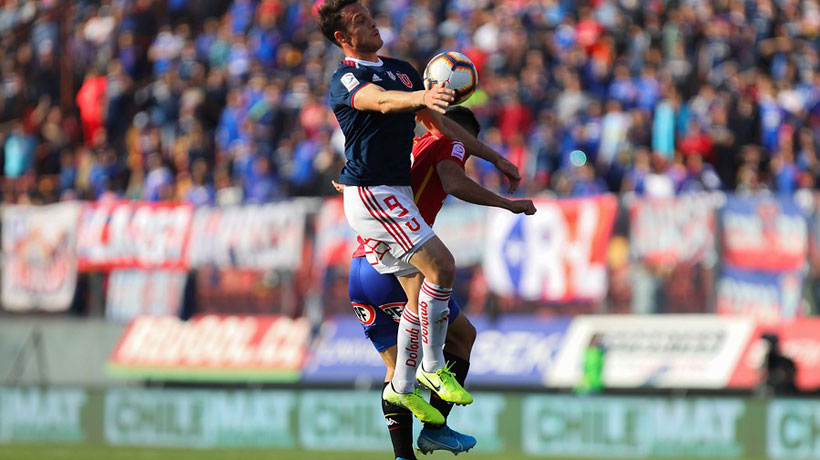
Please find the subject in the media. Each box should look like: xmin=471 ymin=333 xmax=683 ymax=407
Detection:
xmin=383 ymin=195 xmax=409 ymax=217
xmin=384 ymin=195 xmax=421 ymax=232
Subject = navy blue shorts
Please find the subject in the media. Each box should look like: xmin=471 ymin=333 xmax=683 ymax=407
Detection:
xmin=349 ymin=256 xmax=461 ymax=353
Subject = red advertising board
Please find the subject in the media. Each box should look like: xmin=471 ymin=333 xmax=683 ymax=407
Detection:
xmin=728 ymin=318 xmax=820 ymax=391
xmin=77 ymin=202 xmax=193 ymax=271
xmin=107 ymin=315 xmax=310 ymax=381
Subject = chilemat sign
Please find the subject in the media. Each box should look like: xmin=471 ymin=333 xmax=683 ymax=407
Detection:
xmin=2 ymin=386 xmax=815 ymax=459
xmin=522 ymin=396 xmax=747 ymax=458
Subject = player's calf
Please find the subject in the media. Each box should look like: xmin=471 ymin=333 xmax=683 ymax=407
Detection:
xmin=382 ymin=382 xmax=418 ymax=460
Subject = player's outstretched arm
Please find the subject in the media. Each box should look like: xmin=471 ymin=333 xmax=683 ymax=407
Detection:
xmin=353 ymin=83 xmax=455 ymax=114
xmin=417 ymin=109 xmax=521 ymax=193
xmin=437 ymin=161 xmax=536 ymax=215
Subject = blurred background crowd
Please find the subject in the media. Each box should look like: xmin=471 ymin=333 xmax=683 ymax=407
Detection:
xmin=1 ymin=0 xmax=817 ymax=206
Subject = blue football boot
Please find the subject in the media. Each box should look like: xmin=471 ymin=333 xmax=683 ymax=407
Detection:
xmin=417 ymin=425 xmax=477 ymax=455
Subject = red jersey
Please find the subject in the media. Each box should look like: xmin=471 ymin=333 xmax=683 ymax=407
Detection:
xmin=410 ymin=131 xmax=468 ymax=226
xmin=352 ymin=131 xmax=467 ymax=257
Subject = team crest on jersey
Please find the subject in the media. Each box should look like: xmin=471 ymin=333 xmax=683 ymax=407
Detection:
xmin=379 ymin=302 xmax=405 ymax=322
xmin=387 ymin=71 xmax=396 ymax=80
xmin=396 ymin=72 xmax=413 ymax=88
xmin=341 ymin=73 xmax=359 ymax=92
xmin=352 ymin=303 xmax=376 ymax=326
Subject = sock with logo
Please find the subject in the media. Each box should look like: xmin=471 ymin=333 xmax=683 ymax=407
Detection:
xmin=418 ymin=280 xmax=452 ymax=372
xmin=424 ymin=351 xmax=470 ymax=430
xmin=382 ymin=382 xmax=417 ymax=460
xmin=391 ymin=308 xmax=421 ymax=393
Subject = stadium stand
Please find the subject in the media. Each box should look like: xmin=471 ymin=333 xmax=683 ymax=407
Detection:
xmin=0 ymin=0 xmax=816 ymax=205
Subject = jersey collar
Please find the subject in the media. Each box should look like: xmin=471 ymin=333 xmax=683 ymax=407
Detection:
xmin=345 ymin=56 xmax=383 ymax=67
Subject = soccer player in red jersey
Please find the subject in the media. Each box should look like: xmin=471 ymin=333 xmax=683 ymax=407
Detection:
xmin=338 ymin=106 xmax=535 ymax=459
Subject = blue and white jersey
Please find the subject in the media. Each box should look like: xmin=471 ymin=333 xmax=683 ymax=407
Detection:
xmin=329 ymin=56 xmax=425 ymax=187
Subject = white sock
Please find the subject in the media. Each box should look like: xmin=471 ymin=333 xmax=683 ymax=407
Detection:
xmin=391 ymin=307 xmax=421 ymax=393
xmin=419 ymin=280 xmax=451 ymax=372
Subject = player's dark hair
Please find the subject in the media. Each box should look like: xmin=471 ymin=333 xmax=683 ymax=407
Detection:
xmin=444 ymin=106 xmax=481 ymax=136
xmin=318 ymin=0 xmax=359 ymax=47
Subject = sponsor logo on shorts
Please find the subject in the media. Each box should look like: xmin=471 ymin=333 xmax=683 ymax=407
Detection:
xmin=352 ymin=303 xmax=376 ymax=326
xmin=379 ymin=302 xmax=405 ymax=322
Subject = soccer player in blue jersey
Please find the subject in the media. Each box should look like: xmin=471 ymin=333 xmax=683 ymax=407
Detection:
xmin=336 ymin=106 xmax=536 ymax=459
xmin=318 ymin=0 xmax=523 ymax=426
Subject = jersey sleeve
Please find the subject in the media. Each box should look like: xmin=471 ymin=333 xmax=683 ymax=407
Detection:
xmin=435 ymin=139 xmax=468 ymax=169
xmin=329 ymin=66 xmax=373 ymax=109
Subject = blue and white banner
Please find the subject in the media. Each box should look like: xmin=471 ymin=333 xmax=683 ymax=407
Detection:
xmin=302 ymin=315 xmax=571 ymax=386
xmin=105 ymin=270 xmax=187 ymax=322
xmin=716 ymin=267 xmax=805 ymax=321
xmin=482 ymin=196 xmax=617 ymax=303
xmin=720 ymin=196 xmax=807 ymax=272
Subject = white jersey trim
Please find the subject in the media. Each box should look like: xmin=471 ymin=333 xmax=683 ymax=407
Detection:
xmin=345 ymin=56 xmax=384 ymax=67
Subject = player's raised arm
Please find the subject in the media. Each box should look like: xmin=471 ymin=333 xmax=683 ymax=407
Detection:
xmin=352 ymin=83 xmax=455 ymax=114
xmin=417 ymin=108 xmax=522 ymax=193
xmin=437 ymin=160 xmax=536 ymax=215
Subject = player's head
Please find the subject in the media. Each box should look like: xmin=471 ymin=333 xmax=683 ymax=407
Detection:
xmin=318 ymin=1 xmax=383 ymax=53
xmin=444 ymin=106 xmax=481 ymax=137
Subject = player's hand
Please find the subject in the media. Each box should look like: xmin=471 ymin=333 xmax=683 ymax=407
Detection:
xmin=495 ymin=157 xmax=521 ymax=193
xmin=331 ymin=180 xmax=345 ymax=194
xmin=507 ymin=199 xmax=537 ymax=215
xmin=421 ymin=83 xmax=455 ymax=114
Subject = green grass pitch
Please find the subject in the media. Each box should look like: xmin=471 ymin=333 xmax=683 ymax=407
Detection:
xmin=0 ymin=446 xmax=516 ymax=460
xmin=0 ymin=445 xmax=766 ymax=460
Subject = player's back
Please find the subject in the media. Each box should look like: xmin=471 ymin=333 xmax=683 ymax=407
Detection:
xmin=328 ymin=56 xmax=424 ymax=187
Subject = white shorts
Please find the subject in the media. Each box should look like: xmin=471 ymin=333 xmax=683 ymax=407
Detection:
xmin=343 ymin=185 xmax=434 ymax=276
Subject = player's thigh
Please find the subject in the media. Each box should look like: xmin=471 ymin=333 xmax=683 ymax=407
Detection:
xmin=349 ymin=256 xmax=407 ymax=306
xmin=444 ymin=313 xmax=477 ymax=361
xmin=408 ymin=236 xmax=455 ymax=287
xmin=379 ymin=346 xmax=398 ymax=382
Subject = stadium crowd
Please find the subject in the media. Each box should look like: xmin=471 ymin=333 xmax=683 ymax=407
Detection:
xmin=0 ymin=0 xmax=818 ymax=205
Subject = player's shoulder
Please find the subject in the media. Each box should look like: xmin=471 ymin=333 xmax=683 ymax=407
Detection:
xmin=378 ymin=55 xmax=406 ymax=65
xmin=414 ymin=133 xmax=466 ymax=164
xmin=379 ymin=55 xmax=416 ymax=71
xmin=332 ymin=59 xmax=371 ymax=79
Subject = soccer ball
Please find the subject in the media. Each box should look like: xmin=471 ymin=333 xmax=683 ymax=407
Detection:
xmin=423 ymin=51 xmax=478 ymax=105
